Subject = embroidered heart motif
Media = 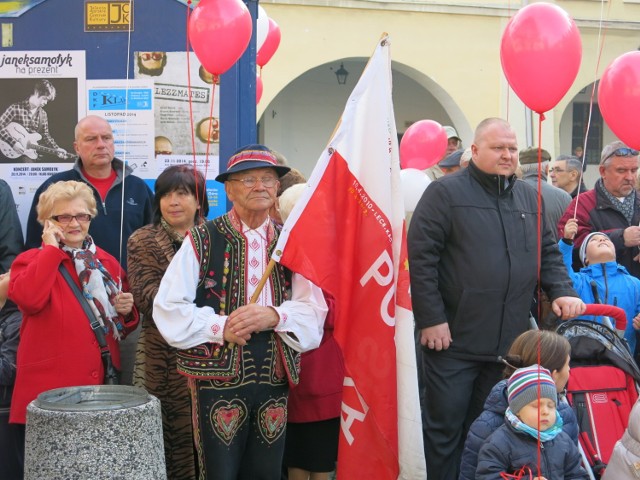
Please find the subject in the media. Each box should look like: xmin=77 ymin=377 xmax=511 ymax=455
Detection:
xmin=210 ymin=399 xmax=247 ymax=446
xmin=258 ymin=398 xmax=287 ymax=444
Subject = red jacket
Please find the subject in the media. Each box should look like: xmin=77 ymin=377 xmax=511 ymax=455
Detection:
xmin=8 ymin=245 xmax=139 ymax=423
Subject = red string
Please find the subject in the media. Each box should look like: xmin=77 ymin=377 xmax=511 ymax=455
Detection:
xmin=500 ymin=466 xmax=533 ymax=479
xmin=535 ymin=113 xmax=546 ymax=478
xmin=185 ymin=0 xmax=205 ymax=222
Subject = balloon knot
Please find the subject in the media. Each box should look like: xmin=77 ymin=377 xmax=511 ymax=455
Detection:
xmin=539 ymin=112 xmax=546 ymax=121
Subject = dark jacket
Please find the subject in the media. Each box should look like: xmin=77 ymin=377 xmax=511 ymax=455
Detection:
xmin=408 ymin=161 xmax=577 ymax=360
xmin=0 ymin=179 xmax=23 ymax=275
xmin=24 ymin=157 xmax=154 ymax=268
xmin=558 ymin=182 xmax=640 ymax=279
xmin=0 ymin=302 xmax=21 ymax=412
xmin=459 ymin=379 xmax=579 ymax=480
xmin=476 ymin=419 xmax=588 ymax=479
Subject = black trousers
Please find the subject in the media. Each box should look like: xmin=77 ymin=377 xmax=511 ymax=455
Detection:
xmin=190 ymin=332 xmax=289 ymax=480
xmin=422 ymin=350 xmax=503 ymax=480
xmin=0 ymin=412 xmax=24 ymax=480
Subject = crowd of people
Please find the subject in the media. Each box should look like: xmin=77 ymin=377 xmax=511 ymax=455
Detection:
xmin=1 ymin=114 xmax=640 ymax=480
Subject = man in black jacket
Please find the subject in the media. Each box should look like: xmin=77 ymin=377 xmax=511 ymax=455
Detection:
xmin=407 ymin=117 xmax=584 ymax=480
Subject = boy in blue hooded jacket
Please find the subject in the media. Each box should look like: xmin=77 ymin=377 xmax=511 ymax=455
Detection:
xmin=561 ymin=218 xmax=640 ymax=353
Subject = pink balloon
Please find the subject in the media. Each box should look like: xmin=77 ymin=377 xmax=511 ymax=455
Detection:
xmin=257 ymin=18 xmax=281 ymax=68
xmin=500 ymin=3 xmax=582 ymax=114
xmin=189 ymin=0 xmax=252 ymax=76
xmin=400 ymin=120 xmax=447 ymax=170
xmin=599 ymin=51 xmax=640 ymax=150
xmin=256 ymin=75 xmax=263 ymax=104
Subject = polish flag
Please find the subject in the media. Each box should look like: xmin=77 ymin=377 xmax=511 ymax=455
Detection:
xmin=272 ymin=35 xmax=425 ymax=479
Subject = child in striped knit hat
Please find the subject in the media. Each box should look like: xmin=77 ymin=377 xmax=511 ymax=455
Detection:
xmin=476 ymin=365 xmax=588 ymax=479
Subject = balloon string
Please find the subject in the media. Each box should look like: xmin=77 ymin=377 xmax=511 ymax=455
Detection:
xmin=573 ymin=0 xmax=612 ymax=221
xmin=185 ymin=0 xmax=203 ymax=215
xmin=117 ymin=0 xmax=134 ymax=284
xmin=202 ymin=83 xmax=217 ymax=193
xmin=536 ymin=114 xmax=545 ymax=478
xmin=504 ymin=0 xmax=513 ymax=123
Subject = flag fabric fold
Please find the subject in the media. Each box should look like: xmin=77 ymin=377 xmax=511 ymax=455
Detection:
xmin=272 ymin=35 xmax=425 ymax=479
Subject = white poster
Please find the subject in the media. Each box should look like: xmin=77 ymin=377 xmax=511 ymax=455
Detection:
xmin=0 ymin=51 xmax=86 ymax=235
xmin=135 ymin=50 xmax=224 ymax=218
xmin=86 ymin=78 xmax=155 ymax=176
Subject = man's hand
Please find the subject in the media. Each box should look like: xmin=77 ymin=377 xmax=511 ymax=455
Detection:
xmin=55 ymin=148 xmax=68 ymax=159
xmin=633 ymin=313 xmax=640 ymax=330
xmin=623 ymin=226 xmax=640 ymax=247
xmin=420 ymin=323 xmax=452 ymax=351
xmin=224 ymin=304 xmax=279 ymax=346
xmin=563 ymin=218 xmax=578 ymax=240
xmin=13 ymin=142 xmax=26 ymax=155
xmin=551 ymin=296 xmax=586 ymax=320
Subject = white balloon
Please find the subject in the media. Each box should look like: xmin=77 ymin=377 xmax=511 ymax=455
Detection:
xmin=256 ymin=6 xmax=269 ymax=52
xmin=400 ymin=168 xmax=431 ymax=213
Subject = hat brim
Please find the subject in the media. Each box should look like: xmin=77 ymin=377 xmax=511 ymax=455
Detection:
xmin=215 ymin=161 xmax=291 ymax=183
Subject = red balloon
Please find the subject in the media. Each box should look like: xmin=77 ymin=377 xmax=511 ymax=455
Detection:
xmin=256 ymin=75 xmax=263 ymax=104
xmin=500 ymin=3 xmax=582 ymax=114
xmin=400 ymin=120 xmax=447 ymax=170
xmin=189 ymin=0 xmax=252 ymax=76
xmin=599 ymin=51 xmax=640 ymax=150
xmin=257 ymin=18 xmax=281 ymax=68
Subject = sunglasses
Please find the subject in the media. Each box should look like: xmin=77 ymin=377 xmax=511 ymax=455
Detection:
xmin=603 ymin=147 xmax=639 ymax=163
xmin=140 ymin=52 xmax=164 ymax=61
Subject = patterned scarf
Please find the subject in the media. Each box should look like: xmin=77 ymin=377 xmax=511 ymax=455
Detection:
xmin=160 ymin=216 xmax=186 ymax=245
xmin=62 ymin=236 xmax=124 ymax=340
xmin=597 ymin=178 xmax=637 ymax=224
xmin=505 ymin=407 xmax=564 ymax=442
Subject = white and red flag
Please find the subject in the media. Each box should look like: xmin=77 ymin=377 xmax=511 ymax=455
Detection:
xmin=272 ymin=35 xmax=425 ymax=479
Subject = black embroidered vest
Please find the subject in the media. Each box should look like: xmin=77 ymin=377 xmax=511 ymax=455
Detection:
xmin=176 ymin=214 xmax=301 ymax=383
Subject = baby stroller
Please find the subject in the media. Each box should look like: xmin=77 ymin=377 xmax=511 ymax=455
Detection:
xmin=556 ymin=304 xmax=640 ymax=479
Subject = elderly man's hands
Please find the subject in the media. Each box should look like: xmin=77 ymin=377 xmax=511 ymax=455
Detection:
xmin=224 ymin=304 xmax=280 ymax=346
xmin=623 ymin=226 xmax=640 ymax=248
xmin=552 ymin=296 xmax=586 ymax=320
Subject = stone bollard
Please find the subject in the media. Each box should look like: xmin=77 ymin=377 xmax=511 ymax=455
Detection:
xmin=25 ymin=385 xmax=166 ymax=480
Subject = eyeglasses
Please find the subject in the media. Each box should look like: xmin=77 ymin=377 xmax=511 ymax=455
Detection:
xmin=140 ymin=52 xmax=164 ymax=61
xmin=603 ymin=148 xmax=639 ymax=163
xmin=228 ymin=177 xmax=278 ymax=189
xmin=50 ymin=214 xmax=92 ymax=224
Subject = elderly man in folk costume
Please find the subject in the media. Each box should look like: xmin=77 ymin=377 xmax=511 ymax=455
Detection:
xmin=154 ymin=144 xmax=328 ymax=480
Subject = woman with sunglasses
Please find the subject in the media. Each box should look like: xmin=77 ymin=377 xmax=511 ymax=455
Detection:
xmin=7 ymin=181 xmax=139 ymax=432
xmin=558 ymin=141 xmax=640 ymax=279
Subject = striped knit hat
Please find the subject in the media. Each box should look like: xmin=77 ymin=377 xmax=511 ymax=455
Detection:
xmin=215 ymin=144 xmax=290 ymax=183
xmin=507 ymin=364 xmax=557 ymax=414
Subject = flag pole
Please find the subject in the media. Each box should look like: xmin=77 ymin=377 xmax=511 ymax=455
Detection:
xmin=226 ymin=258 xmax=277 ymax=349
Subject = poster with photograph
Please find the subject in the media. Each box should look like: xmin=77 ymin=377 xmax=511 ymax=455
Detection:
xmin=0 ymin=50 xmax=86 ymax=235
xmin=135 ymin=50 xmax=225 ymax=218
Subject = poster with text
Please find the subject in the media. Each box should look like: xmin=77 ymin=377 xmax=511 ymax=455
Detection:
xmin=0 ymin=50 xmax=86 ymax=236
xmin=86 ymin=78 xmax=155 ymax=175
xmin=135 ymin=50 xmax=224 ymax=218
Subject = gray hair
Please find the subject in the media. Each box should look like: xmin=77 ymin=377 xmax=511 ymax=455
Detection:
xmin=519 ymin=162 xmax=548 ymax=176
xmin=460 ymin=147 xmax=472 ymax=164
xmin=601 ymin=140 xmax=631 ymax=166
xmin=557 ymin=156 xmax=583 ymax=173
